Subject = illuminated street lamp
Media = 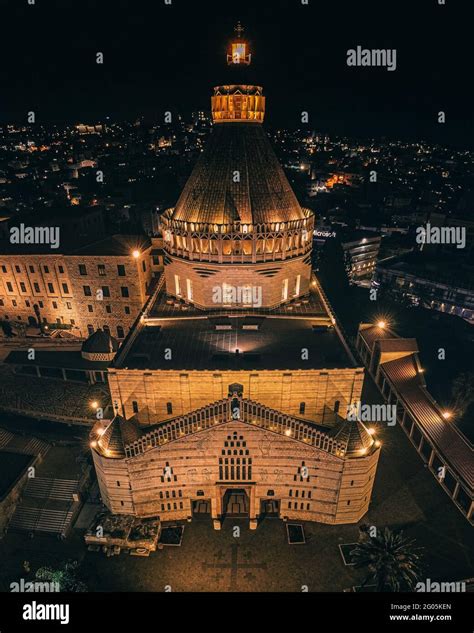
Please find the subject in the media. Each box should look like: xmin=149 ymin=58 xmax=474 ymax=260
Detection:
xmin=442 ymin=411 xmax=453 ymax=420
xmin=132 ymin=250 xmax=140 ymax=259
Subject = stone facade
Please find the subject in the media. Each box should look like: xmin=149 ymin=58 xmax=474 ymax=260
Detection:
xmin=92 ymin=408 xmax=379 ymax=527
xmin=108 ymin=367 xmax=364 ymax=426
xmin=164 ymin=254 xmax=312 ymax=309
xmin=0 ymin=241 xmax=161 ymax=339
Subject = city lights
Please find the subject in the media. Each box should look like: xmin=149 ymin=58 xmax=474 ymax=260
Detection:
xmin=0 ymin=5 xmax=470 ymax=614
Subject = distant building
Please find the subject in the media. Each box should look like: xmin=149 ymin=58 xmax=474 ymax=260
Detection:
xmin=374 ymin=255 xmax=474 ymax=323
xmin=313 ymin=228 xmax=381 ymax=285
xmin=342 ymin=233 xmax=381 ymax=284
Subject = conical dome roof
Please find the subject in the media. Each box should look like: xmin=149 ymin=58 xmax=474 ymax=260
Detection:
xmin=330 ymin=418 xmax=376 ymax=457
xmin=97 ymin=415 xmax=142 ymax=459
xmin=171 ymin=123 xmax=306 ymax=226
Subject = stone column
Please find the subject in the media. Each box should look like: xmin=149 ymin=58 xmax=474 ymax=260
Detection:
xmin=212 ymin=489 xmax=221 ymax=530
xmin=249 ymin=485 xmax=258 ymax=530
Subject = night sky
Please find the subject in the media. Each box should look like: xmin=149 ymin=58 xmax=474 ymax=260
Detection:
xmin=1 ymin=0 xmax=472 ymax=145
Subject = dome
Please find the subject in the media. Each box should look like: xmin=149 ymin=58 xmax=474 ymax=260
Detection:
xmin=170 ymin=123 xmax=306 ymax=226
xmin=94 ymin=415 xmax=142 ymax=459
xmin=81 ymin=328 xmax=119 ymax=362
xmin=330 ymin=418 xmax=376 ymax=457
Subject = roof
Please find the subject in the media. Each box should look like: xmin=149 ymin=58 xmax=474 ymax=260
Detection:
xmin=82 ymin=329 xmax=119 ymax=354
xmin=96 ymin=415 xmax=141 ymax=459
xmin=96 ymin=397 xmax=349 ymax=460
xmin=381 ymin=355 xmax=474 ymax=490
xmin=171 ymin=123 xmax=306 ymax=225
xmin=115 ymin=316 xmax=353 ymax=371
xmin=71 ymin=235 xmax=151 ymax=257
xmin=330 ymin=418 xmax=376 ymax=456
xmin=0 ymin=233 xmax=151 ymax=257
xmin=359 ymin=325 xmax=396 ymax=351
xmin=5 ymin=350 xmax=110 ymax=371
xmin=148 ymin=282 xmax=328 ymax=319
xmin=377 ymin=338 xmax=419 ymax=354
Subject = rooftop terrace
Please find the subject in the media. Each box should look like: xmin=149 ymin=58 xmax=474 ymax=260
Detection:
xmin=114 ymin=283 xmax=355 ymax=372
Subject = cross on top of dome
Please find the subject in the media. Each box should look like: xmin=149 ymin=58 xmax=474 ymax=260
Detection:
xmin=234 ymin=21 xmax=244 ymax=38
xmin=227 ymin=22 xmax=251 ymax=66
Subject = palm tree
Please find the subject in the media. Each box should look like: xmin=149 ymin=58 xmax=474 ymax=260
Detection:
xmin=452 ymin=372 xmax=474 ymax=417
xmin=350 ymin=527 xmax=423 ymax=592
xmin=35 ymin=560 xmax=87 ymax=592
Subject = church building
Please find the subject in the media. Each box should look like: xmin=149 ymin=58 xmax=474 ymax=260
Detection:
xmin=90 ymin=25 xmax=381 ymax=529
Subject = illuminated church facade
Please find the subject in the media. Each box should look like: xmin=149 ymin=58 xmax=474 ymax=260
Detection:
xmin=90 ymin=25 xmax=381 ymax=529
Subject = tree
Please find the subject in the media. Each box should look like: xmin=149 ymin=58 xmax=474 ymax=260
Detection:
xmin=350 ymin=527 xmax=423 ymax=592
xmin=35 ymin=560 xmax=87 ymax=592
xmin=451 ymin=372 xmax=474 ymax=417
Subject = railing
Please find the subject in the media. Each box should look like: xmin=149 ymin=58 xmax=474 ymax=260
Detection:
xmin=124 ymin=399 xmax=232 ymax=458
xmin=112 ymin=273 xmax=165 ymax=369
xmin=312 ymin=274 xmax=358 ymax=366
xmin=160 ymin=208 xmax=315 ymax=264
xmin=123 ymin=397 xmax=345 ymax=459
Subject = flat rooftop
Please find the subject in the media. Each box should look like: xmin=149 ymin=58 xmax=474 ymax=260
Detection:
xmin=115 ymin=285 xmax=355 ymax=371
xmin=118 ymin=317 xmax=351 ymax=371
xmin=5 ymin=350 xmax=110 ymax=371
xmin=378 ymin=254 xmax=474 ymax=290
xmin=0 ymin=233 xmax=151 ymax=257
xmin=148 ymin=284 xmax=328 ymax=319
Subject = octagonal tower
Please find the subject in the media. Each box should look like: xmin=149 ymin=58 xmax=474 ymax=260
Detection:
xmin=162 ymin=24 xmax=314 ymax=309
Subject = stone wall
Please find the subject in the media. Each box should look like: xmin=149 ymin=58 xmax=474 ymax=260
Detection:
xmin=0 ymin=249 xmax=154 ymax=338
xmin=164 ymin=254 xmax=312 ymax=309
xmin=107 ymin=367 xmax=365 ymax=426
xmin=93 ymin=421 xmax=379 ymax=525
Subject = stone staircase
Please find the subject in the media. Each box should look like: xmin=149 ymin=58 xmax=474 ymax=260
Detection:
xmin=8 ymin=477 xmax=80 ymax=536
xmin=24 ymin=477 xmax=79 ymax=502
xmin=2 ymin=435 xmax=50 ymax=457
xmin=9 ymin=506 xmax=74 ymax=535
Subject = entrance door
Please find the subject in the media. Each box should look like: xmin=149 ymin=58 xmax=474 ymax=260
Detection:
xmin=260 ymin=499 xmax=280 ymax=518
xmin=192 ymin=499 xmax=211 ymax=516
xmin=222 ymin=488 xmax=249 ymax=517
